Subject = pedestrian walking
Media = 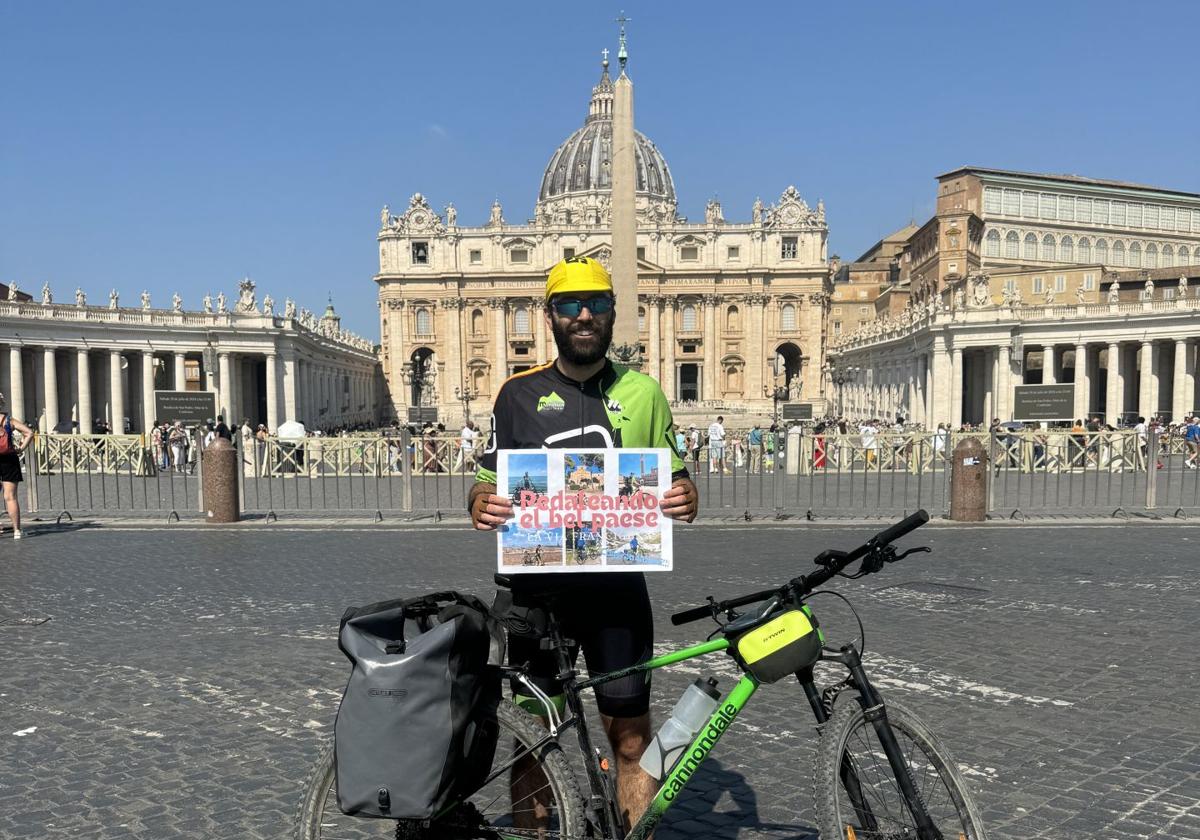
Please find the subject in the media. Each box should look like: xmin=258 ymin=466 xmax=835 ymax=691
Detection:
xmin=748 ymin=424 xmax=763 ymax=473
xmin=0 ymin=394 xmax=33 ymax=540
xmin=455 ymin=420 xmax=479 ymax=472
xmin=169 ymin=421 xmax=188 ymax=472
xmin=1185 ymin=416 xmax=1200 ymax=469
xmin=708 ymin=415 xmax=727 ymax=473
xmin=687 ymin=424 xmax=702 ymax=472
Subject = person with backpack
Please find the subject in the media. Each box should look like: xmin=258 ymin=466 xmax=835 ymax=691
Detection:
xmin=1185 ymin=416 xmax=1200 ymax=469
xmin=0 ymin=393 xmax=34 ymax=539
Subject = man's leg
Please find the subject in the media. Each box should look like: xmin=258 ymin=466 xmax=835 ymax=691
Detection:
xmin=601 ymin=712 xmax=656 ymax=832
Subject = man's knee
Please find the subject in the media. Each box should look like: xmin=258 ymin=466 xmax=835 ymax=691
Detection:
xmin=603 ymin=713 xmax=651 ymax=763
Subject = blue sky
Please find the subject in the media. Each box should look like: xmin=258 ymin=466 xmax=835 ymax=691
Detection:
xmin=3 ymin=1 xmax=1197 ymax=337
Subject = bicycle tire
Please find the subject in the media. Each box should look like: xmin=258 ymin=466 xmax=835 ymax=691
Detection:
xmin=814 ymin=700 xmax=987 ymax=840
xmin=295 ymin=701 xmax=589 ymax=840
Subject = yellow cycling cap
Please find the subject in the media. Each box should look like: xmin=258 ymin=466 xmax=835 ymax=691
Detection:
xmin=546 ymin=257 xmax=613 ymax=298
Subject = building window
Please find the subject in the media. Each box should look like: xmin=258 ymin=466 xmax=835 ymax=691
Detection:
xmin=513 ymin=306 xmax=530 ymax=334
xmin=726 ymin=305 xmax=739 ymax=331
xmin=1128 ymin=204 xmax=1143 ymax=228
xmin=1111 ymin=202 xmax=1126 ymax=226
xmin=1179 ymin=246 xmax=1190 ymax=264
xmin=1060 ymin=236 xmax=1073 ymax=262
xmin=681 ymin=344 xmax=697 ymax=354
xmin=1039 ymin=193 xmax=1056 ymax=220
xmin=1032 ymin=277 xmax=1044 ymax=295
xmin=638 ymin=306 xmax=646 ymax=332
xmin=832 ymin=321 xmax=842 ymax=334
xmin=984 ymin=187 xmax=1001 ymax=214
xmin=1042 ymin=235 xmax=1056 ymax=261
xmin=1164 ymin=288 xmax=1176 ymax=301
xmin=470 ymin=308 xmax=484 ymax=335
xmin=1003 ymin=189 xmax=1020 ymax=216
xmin=1095 ymin=239 xmax=1108 ymax=263
xmin=1076 ymin=197 xmax=1092 ymax=223
xmin=510 ymin=248 xmax=529 ymax=264
xmin=781 ymin=303 xmax=797 ymax=331
xmin=681 ymin=304 xmax=698 ymax=331
xmin=1128 ymin=242 xmax=1141 ymax=267
xmin=680 ymin=245 xmax=699 ymax=261
xmin=859 ymin=306 xmax=868 ymax=315
xmin=948 ymin=262 xmax=958 ymax=274
xmin=781 ymin=236 xmax=798 ymax=259
xmin=637 ymin=246 xmax=646 ymax=260
xmin=1054 ymin=275 xmax=1066 ymax=293
xmin=1111 ymin=241 xmax=1124 ymax=266
xmin=1078 ymin=237 xmax=1091 ymax=262
xmin=415 ymin=307 xmax=433 ymax=335
xmin=1024 ymin=233 xmax=1038 ymax=260
xmin=1005 ymin=231 xmax=1019 ymax=258
xmin=1083 ymin=274 xmax=1095 ymax=291
xmin=1004 ymin=278 xmax=1016 ymax=294
xmin=1162 ymin=245 xmax=1174 ymax=267
xmin=412 ymin=242 xmax=429 ymax=265
xmin=985 ymin=229 xmax=1000 ymax=257
xmin=727 ymin=245 xmax=740 ymax=261
xmin=1059 ymin=196 xmax=1074 ymax=221
xmin=469 ymin=249 xmax=482 ymax=265
xmin=1021 ymin=192 xmax=1038 ymax=217
xmin=563 ymin=247 xmax=575 ymax=260
xmin=1144 ymin=205 xmax=1159 ymax=229
xmin=1094 ymin=201 xmax=1110 ymax=225
xmin=1145 ymin=244 xmax=1158 ymax=268
xmin=1161 ymin=207 xmax=1175 ymax=231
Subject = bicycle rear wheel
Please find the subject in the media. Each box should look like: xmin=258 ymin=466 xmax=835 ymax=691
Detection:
xmin=815 ymin=700 xmax=987 ymax=840
xmin=295 ymin=701 xmax=588 ymax=839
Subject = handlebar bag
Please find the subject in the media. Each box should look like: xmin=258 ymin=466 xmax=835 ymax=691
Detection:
xmin=728 ymin=605 xmax=823 ymax=684
xmin=334 ymin=591 xmax=504 ymax=819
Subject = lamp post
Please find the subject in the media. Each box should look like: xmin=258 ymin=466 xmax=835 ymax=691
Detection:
xmin=202 ymin=338 xmax=218 ymax=418
xmin=762 ymin=383 xmax=789 ymax=427
xmin=454 ymin=384 xmax=479 ymax=423
xmin=828 ymin=364 xmax=858 ymax=418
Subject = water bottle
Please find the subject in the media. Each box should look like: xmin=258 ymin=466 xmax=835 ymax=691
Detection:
xmin=638 ymin=677 xmax=721 ymax=780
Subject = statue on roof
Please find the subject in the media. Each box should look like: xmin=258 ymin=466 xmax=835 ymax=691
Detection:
xmin=1107 ymin=281 xmax=1120 ymax=303
xmin=752 ymin=197 xmax=763 ymax=225
xmin=75 ymin=287 xmax=86 ymax=307
xmin=445 ymin=203 xmax=457 ymax=226
xmin=41 ymin=282 xmax=52 ymax=305
xmin=141 ymin=290 xmax=151 ymax=310
xmin=236 ymin=277 xmax=257 ymax=313
xmin=109 ymin=289 xmax=119 ymax=310
xmin=284 ymin=298 xmax=296 ymax=319
xmin=262 ymin=294 xmax=274 ymax=316
xmin=7 ymin=281 xmax=18 ymax=301
xmin=172 ymin=292 xmax=182 ymax=312
xmin=203 ymin=294 xmax=213 ymax=314
xmin=216 ymin=291 xmax=227 ymax=314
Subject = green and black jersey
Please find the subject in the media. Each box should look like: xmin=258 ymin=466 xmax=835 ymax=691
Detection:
xmin=476 ymin=360 xmax=688 ymax=484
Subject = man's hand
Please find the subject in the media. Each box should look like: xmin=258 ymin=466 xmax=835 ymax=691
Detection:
xmin=660 ymin=477 xmax=698 ymax=523
xmin=470 ymin=483 xmax=514 ymax=530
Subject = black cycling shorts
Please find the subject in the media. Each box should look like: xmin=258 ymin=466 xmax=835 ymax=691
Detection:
xmin=507 ymin=573 xmax=654 ymax=719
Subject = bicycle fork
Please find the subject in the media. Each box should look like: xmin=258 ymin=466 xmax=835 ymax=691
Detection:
xmin=801 ymin=645 xmax=945 ymax=840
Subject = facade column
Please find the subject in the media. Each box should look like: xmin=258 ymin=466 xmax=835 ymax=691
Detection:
xmin=1043 ymin=345 xmax=1057 ymax=384
xmin=997 ymin=344 xmax=1012 ymax=422
xmin=173 ymin=352 xmax=187 ymax=390
xmin=141 ymin=350 xmax=155 ymax=433
xmin=8 ymin=347 xmax=25 ymax=421
xmin=43 ymin=348 xmax=59 ymax=433
xmin=702 ymin=296 xmax=717 ymax=402
xmin=1186 ymin=340 xmax=1198 ymax=417
xmin=915 ymin=354 xmax=928 ymax=425
xmin=442 ymin=301 xmax=463 ymax=419
xmin=1105 ymin=342 xmax=1121 ymax=426
xmin=535 ymin=306 xmax=548 ymax=365
xmin=282 ymin=352 xmax=298 ymax=424
xmin=1074 ymin=344 xmax=1089 ymax=421
xmin=1138 ymin=341 xmax=1154 ymax=420
xmin=77 ymin=350 xmax=93 ymax=434
xmin=662 ymin=301 xmax=676 ymax=401
xmin=491 ymin=302 xmax=507 ymax=395
xmin=647 ymin=297 xmax=661 ymax=386
xmin=950 ymin=346 xmax=964 ymax=428
xmin=1172 ymin=339 xmax=1189 ymax=422
xmin=110 ymin=350 xmax=126 ymax=433
xmin=265 ymin=353 xmax=279 ymax=431
xmin=218 ymin=351 xmax=233 ymax=421
xmin=983 ymin=350 xmax=995 ymax=424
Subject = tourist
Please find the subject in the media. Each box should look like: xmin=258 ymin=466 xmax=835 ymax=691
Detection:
xmin=860 ymin=418 xmax=879 ymax=468
xmin=933 ymin=423 xmax=949 ymax=461
xmin=708 ymin=415 xmax=727 ymax=474
xmin=687 ymin=424 xmax=702 ymax=471
xmin=215 ymin=415 xmax=232 ymax=442
xmin=673 ymin=425 xmax=686 ymax=458
xmin=1185 ymin=416 xmax=1200 ymax=469
xmin=455 ymin=420 xmax=478 ymax=472
xmin=169 ymin=421 xmax=188 ymax=472
xmin=0 ymin=393 xmax=33 ymax=539
xmin=151 ymin=420 xmax=165 ymax=470
xmin=765 ymin=423 xmax=777 ymax=472
xmin=748 ymin=424 xmax=763 ymax=474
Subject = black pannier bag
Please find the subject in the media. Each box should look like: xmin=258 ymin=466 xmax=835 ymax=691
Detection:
xmin=334 ymin=591 xmax=504 ymax=819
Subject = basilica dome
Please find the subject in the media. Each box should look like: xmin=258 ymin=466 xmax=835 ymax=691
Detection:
xmin=536 ymin=62 xmax=676 ymax=218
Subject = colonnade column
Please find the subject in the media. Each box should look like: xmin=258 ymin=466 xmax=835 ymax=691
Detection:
xmin=265 ymin=353 xmax=279 ymax=431
xmin=1074 ymin=344 xmax=1089 ymax=421
xmin=997 ymin=344 xmax=1012 ymax=422
xmin=702 ymin=296 xmax=717 ymax=401
xmin=173 ymin=352 xmax=186 ymax=390
xmin=983 ymin=350 xmax=995 ymax=424
xmin=647 ymin=297 xmax=661 ymax=385
xmin=1186 ymin=341 xmax=1198 ymax=417
xmin=110 ymin=350 xmax=125 ymax=433
xmin=141 ymin=351 xmax=155 ymax=433
xmin=1138 ymin=341 xmax=1154 ymax=420
xmin=491 ymin=302 xmax=507 ymax=395
xmin=8 ymin=347 xmax=25 ymax=421
xmin=1044 ymin=346 xmax=1057 ymax=384
xmin=1172 ymin=339 xmax=1189 ymax=421
xmin=662 ymin=301 xmax=676 ymax=401
xmin=282 ymin=353 xmax=298 ymax=424
xmin=915 ymin=354 xmax=928 ymax=426
xmin=950 ymin=346 xmax=964 ymax=429
xmin=218 ymin=351 xmax=233 ymax=422
xmin=1105 ymin=342 xmax=1121 ymax=426
xmin=77 ymin=350 xmax=93 ymax=434
xmin=43 ymin=348 xmax=59 ymax=433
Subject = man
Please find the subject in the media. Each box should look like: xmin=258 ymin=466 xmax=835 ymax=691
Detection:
xmin=470 ymin=256 xmax=698 ymax=831
xmin=1186 ymin=416 xmax=1200 ymax=469
xmin=687 ymin=424 xmax=702 ymax=471
xmin=455 ymin=419 xmax=478 ymax=472
xmin=747 ymin=423 xmax=763 ymax=474
xmin=707 ymin=415 xmax=727 ymax=473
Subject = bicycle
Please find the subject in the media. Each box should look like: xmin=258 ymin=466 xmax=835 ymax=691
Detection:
xmin=296 ymin=509 xmax=986 ymax=840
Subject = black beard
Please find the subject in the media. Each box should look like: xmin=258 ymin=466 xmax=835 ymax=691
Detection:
xmin=551 ymin=316 xmax=613 ymax=366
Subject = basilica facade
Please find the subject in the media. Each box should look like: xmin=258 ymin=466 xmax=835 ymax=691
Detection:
xmin=375 ymin=61 xmax=832 ymax=426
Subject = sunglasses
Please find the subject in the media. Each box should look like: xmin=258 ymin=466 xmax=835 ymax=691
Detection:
xmin=550 ymin=296 xmax=614 ymax=318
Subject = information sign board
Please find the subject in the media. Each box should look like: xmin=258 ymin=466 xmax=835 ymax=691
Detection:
xmin=1012 ymin=384 xmax=1075 ymax=421
xmin=154 ymin=390 xmax=217 ymax=426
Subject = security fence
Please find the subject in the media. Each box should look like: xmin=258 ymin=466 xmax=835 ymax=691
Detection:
xmin=17 ymin=427 xmax=1200 ymax=521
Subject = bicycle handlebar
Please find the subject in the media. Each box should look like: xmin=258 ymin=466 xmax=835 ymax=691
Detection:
xmin=669 ymin=509 xmax=930 ymax=626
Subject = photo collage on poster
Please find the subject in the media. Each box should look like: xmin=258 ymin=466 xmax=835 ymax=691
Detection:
xmin=496 ymin=448 xmax=673 ymax=573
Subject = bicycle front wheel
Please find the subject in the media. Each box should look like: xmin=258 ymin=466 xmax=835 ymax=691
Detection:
xmin=815 ymin=700 xmax=987 ymax=840
xmin=295 ymin=701 xmax=588 ymax=839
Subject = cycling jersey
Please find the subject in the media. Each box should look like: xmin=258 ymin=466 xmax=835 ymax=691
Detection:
xmin=476 ymin=360 xmax=688 ymax=484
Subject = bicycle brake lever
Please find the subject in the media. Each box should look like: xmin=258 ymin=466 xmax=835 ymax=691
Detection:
xmin=891 ymin=546 xmax=932 ymax=562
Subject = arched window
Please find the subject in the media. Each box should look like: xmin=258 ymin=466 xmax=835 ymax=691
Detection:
xmin=726 ymin=305 xmax=740 ymax=331
xmin=1095 ymin=239 xmax=1108 ymax=264
xmin=415 ymin=307 xmax=433 ymax=335
xmin=1078 ymin=237 xmax=1091 ymax=262
xmin=681 ymin=304 xmax=698 ymax=331
xmin=724 ymin=364 xmax=742 ymax=393
xmin=1128 ymin=242 xmax=1141 ymax=267
xmin=1024 ymin=233 xmax=1038 ymax=260
xmin=1112 ymin=241 xmax=1125 ymax=266
xmin=1060 ymin=236 xmax=1073 ymax=262
xmin=1042 ymin=234 xmax=1056 ymax=261
xmin=1145 ymin=244 xmax=1157 ymax=268
xmin=471 ymin=308 xmax=484 ymax=335
xmin=471 ymin=367 xmax=487 ymax=395
xmin=638 ymin=306 xmax=646 ymax=332
xmin=1005 ymin=231 xmax=1019 ymax=258
xmin=1179 ymin=246 xmax=1190 ymax=265
xmin=513 ymin=305 xmax=530 ymax=334
xmin=985 ymin=230 xmax=1000 ymax=257
xmin=781 ymin=303 xmax=797 ymax=332
xmin=1162 ymin=245 xmax=1174 ymax=267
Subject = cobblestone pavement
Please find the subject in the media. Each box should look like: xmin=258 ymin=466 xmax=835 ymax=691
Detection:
xmin=1 ymin=521 xmax=1198 ymax=839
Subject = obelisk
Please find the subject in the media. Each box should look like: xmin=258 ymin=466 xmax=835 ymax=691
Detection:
xmin=609 ymin=14 xmax=639 ymax=366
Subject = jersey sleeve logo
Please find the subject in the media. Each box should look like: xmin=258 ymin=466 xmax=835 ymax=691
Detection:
xmin=536 ymin=391 xmax=566 ymax=413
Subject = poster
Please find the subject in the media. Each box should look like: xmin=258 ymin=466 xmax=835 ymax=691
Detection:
xmin=496 ymin=448 xmax=673 ymax=573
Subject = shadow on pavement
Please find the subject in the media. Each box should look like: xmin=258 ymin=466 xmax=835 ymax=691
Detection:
xmin=658 ymin=758 xmax=819 ymax=839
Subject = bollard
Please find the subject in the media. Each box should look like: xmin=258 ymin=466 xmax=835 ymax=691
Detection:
xmin=949 ymin=437 xmax=988 ymax=521
xmin=201 ymin=437 xmax=241 ymax=523
xmin=785 ymin=427 xmax=802 ymax=475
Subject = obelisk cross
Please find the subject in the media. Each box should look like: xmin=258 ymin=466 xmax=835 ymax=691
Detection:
xmin=615 ymin=11 xmax=631 ymax=70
